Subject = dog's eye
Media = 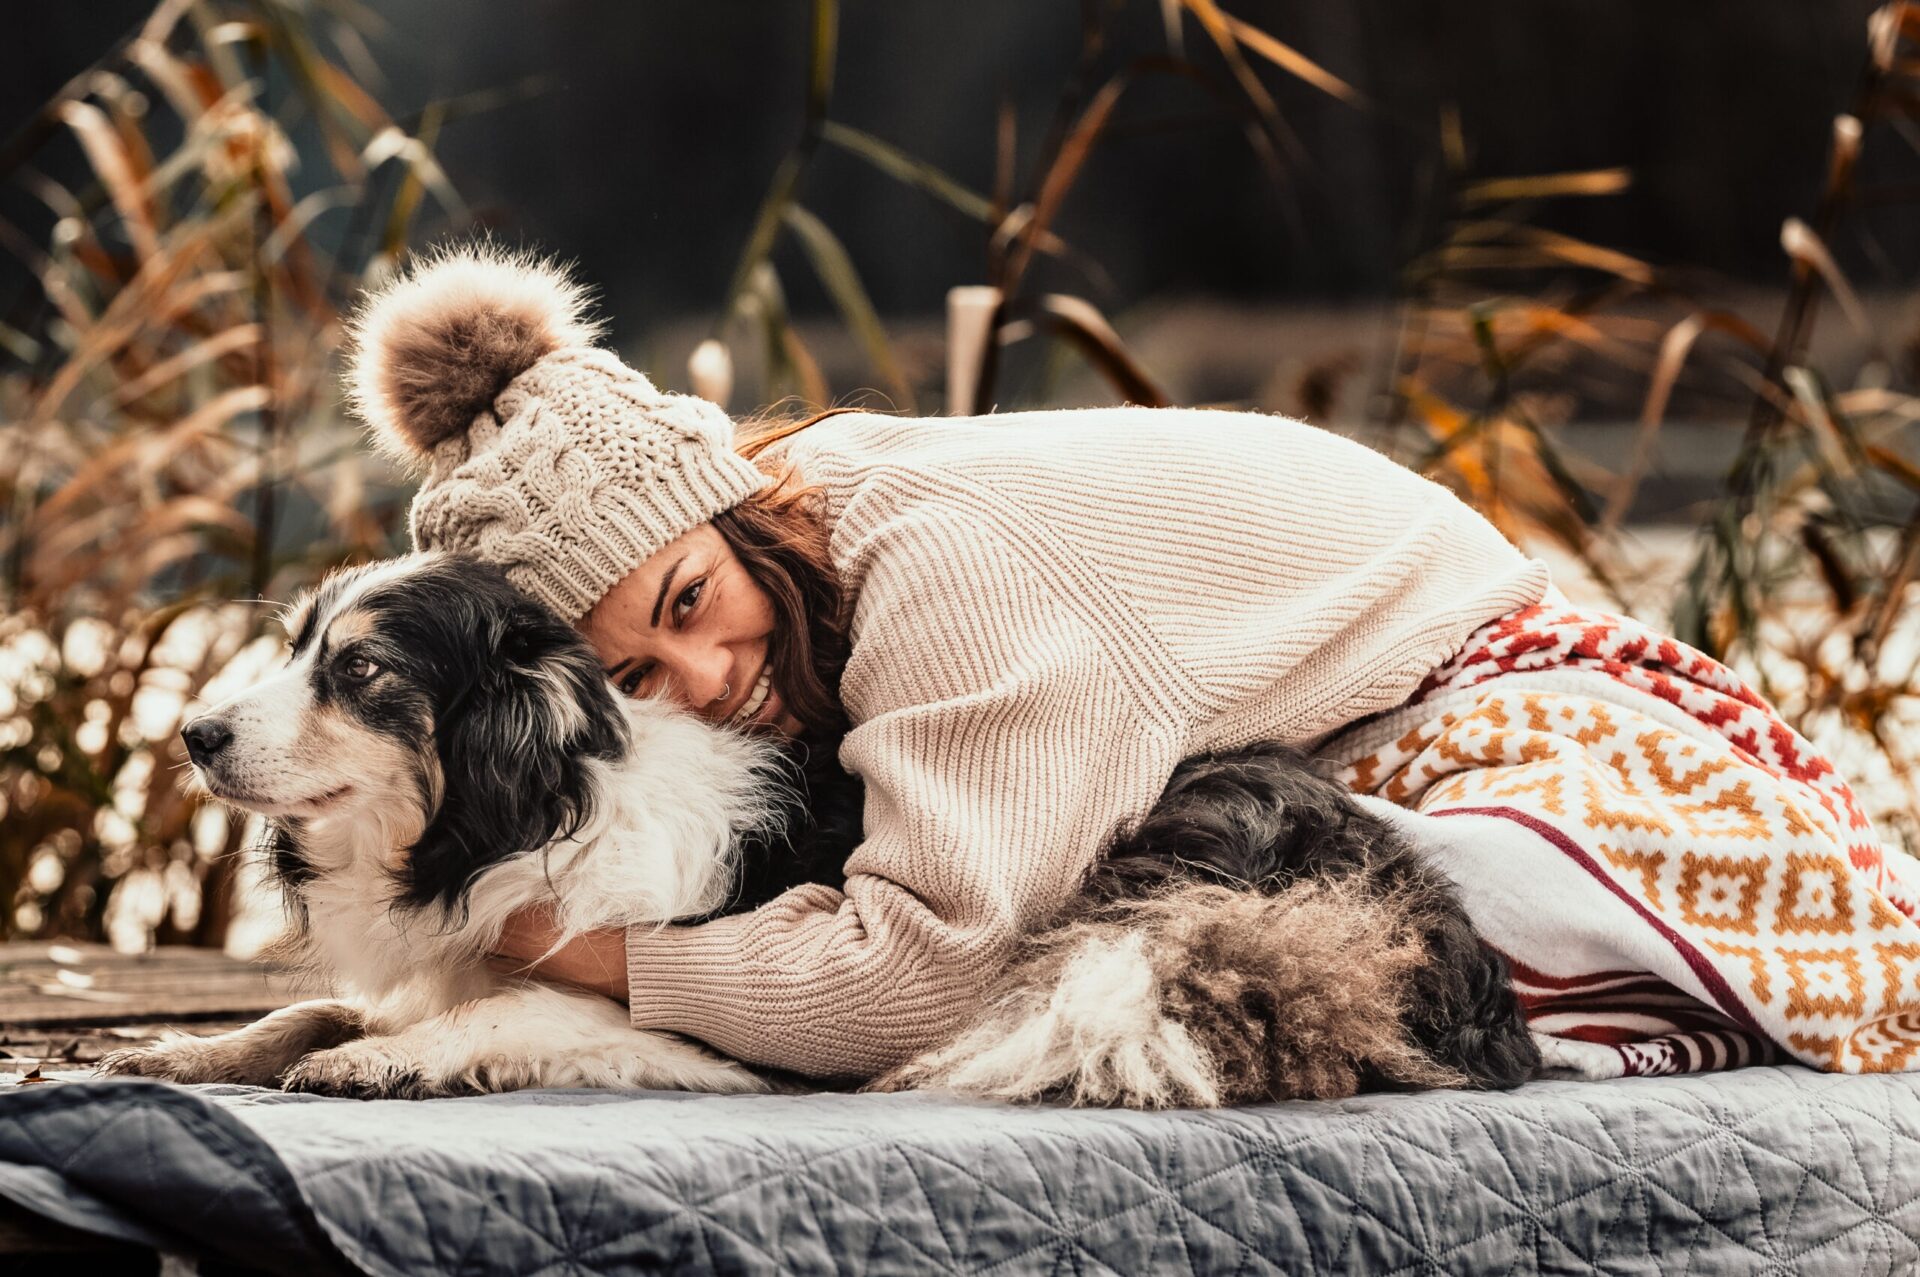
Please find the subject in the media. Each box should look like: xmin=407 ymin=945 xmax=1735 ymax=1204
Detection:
xmin=341 ymin=655 xmax=380 ymax=682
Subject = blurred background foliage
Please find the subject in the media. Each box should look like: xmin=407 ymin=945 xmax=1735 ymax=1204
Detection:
xmin=1 ymin=0 xmax=1918 ymax=950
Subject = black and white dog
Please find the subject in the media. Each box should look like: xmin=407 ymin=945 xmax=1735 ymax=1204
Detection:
xmin=102 ymin=553 xmax=1537 ymax=1105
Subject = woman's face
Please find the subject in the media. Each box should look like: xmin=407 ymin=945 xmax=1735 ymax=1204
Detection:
xmin=579 ymin=524 xmax=802 ymax=737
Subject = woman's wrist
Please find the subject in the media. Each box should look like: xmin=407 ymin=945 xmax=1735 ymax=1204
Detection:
xmin=487 ymin=908 xmax=631 ymax=1002
xmin=560 ymin=927 xmax=631 ymax=1002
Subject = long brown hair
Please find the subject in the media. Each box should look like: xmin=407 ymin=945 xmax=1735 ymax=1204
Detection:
xmin=710 ymin=409 xmax=861 ymax=738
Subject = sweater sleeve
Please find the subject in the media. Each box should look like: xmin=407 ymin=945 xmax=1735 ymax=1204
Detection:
xmin=623 ymin=513 xmax=1180 ymax=1079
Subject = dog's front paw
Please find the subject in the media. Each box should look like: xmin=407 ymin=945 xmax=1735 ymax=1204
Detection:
xmin=280 ymin=1040 xmax=438 ymax=1099
xmin=96 ymin=1035 xmax=236 ymax=1085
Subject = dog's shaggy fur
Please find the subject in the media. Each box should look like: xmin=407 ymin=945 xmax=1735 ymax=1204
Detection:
xmin=101 ymin=554 xmax=1536 ymax=1104
xmin=875 ymin=744 xmax=1541 ymax=1105
xmin=876 ymin=881 xmax=1454 ymax=1106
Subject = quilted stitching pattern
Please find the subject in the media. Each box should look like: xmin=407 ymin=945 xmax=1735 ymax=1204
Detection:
xmin=4 ymin=1067 xmax=1917 ymax=1274
xmin=0 ymin=1080 xmax=354 ymax=1272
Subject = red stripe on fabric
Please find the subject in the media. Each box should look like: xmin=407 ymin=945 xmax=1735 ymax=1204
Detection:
xmin=1530 ymin=1011 xmax=1686 ymax=1033
xmin=1550 ymin=1023 xmax=1652 ymax=1046
xmin=1644 ymin=1029 xmax=1773 ymax=1072
xmin=1524 ymin=982 xmax=1720 ymax=1006
xmin=1430 ymin=805 xmax=1771 ymax=1039
xmin=1499 ymin=951 xmax=1645 ymax=990
xmin=1515 ymin=978 xmax=1678 ymax=1004
xmin=1534 ymin=1003 xmax=1742 ymax=1029
xmin=1520 ymin=993 xmax=1682 ymax=1018
xmin=1527 ymin=1004 xmax=1727 ymax=1031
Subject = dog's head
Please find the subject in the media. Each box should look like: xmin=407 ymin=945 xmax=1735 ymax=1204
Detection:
xmin=181 ymin=553 xmax=627 ymax=911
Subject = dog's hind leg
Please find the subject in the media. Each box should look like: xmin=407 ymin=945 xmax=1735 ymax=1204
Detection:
xmin=279 ymin=982 xmax=771 ymax=1098
xmin=96 ymin=999 xmax=368 ymax=1087
xmin=874 ymin=879 xmax=1466 ymax=1107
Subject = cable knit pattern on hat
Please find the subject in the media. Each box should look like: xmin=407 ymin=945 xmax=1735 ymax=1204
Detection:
xmin=347 ymin=246 xmax=768 ymax=619
xmin=406 ymin=349 xmax=768 ymax=619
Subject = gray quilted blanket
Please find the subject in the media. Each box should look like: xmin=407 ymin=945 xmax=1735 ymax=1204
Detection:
xmin=1 ymin=1066 xmax=1917 ymax=1274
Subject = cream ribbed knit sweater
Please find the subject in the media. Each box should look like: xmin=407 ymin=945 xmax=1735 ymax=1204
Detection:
xmin=625 ymin=406 xmax=1551 ymax=1078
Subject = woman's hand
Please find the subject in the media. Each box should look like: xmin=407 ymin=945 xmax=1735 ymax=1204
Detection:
xmin=486 ymin=905 xmax=630 ymax=1002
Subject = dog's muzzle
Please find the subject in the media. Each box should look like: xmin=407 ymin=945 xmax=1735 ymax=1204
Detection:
xmin=182 ymin=716 xmax=234 ymax=767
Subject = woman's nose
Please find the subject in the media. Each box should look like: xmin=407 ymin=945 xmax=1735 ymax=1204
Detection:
xmin=659 ymin=648 xmax=732 ymax=713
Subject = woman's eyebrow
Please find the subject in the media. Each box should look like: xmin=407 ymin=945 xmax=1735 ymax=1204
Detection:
xmin=603 ymin=552 xmax=696 ymax=676
xmin=650 ymin=555 xmax=688 ymax=627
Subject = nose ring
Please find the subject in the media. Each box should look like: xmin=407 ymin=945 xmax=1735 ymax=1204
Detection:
xmin=712 ymin=682 xmax=731 ymax=705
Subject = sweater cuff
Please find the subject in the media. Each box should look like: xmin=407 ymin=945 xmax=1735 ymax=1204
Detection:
xmin=621 ymin=885 xmax=973 ymax=1080
xmin=624 ymin=914 xmax=764 ymax=1037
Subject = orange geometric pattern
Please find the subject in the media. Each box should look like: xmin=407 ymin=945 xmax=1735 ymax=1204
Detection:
xmin=1782 ymin=949 xmax=1867 ymax=1020
xmin=1776 ymin=854 xmax=1854 ymax=936
xmin=1599 ymin=842 xmax=1665 ymax=909
xmin=1875 ymin=942 xmax=1920 ymax=1015
xmin=1676 ymin=853 xmax=1768 ymax=936
xmin=1842 ymin=1014 xmax=1920 ymax=1072
xmin=1673 ymin=778 xmax=1770 ymax=841
xmin=1704 ymin=939 xmax=1773 ymax=1004
xmin=1583 ymin=769 xmax=1675 ymax=838
xmin=1330 ymin=602 xmax=1920 ymax=1076
xmin=1485 ymin=771 xmax=1567 ymax=818
xmin=1638 ymin=730 xmax=1729 ymax=797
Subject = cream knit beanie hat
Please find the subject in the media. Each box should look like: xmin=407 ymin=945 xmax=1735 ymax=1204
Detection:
xmin=344 ymin=244 xmax=769 ymax=621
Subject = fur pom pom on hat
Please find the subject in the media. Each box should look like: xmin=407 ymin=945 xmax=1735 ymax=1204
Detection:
xmin=348 ymin=245 xmax=602 ymax=460
xmin=345 ymin=243 xmax=769 ymax=621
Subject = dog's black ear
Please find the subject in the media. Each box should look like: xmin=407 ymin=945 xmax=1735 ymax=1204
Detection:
xmin=401 ymin=599 xmax=627 ymax=914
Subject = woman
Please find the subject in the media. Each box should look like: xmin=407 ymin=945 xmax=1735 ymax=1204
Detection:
xmin=350 ymin=245 xmax=1920 ymax=1084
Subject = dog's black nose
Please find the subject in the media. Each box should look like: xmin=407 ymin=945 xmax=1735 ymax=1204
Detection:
xmin=181 ymin=718 xmax=233 ymax=765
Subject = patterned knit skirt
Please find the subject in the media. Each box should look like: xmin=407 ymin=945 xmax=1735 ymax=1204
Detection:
xmin=1321 ymin=601 xmax=1920 ymax=1078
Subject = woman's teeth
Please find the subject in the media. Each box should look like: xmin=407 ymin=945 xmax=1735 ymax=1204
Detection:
xmin=723 ymin=667 xmax=772 ymax=727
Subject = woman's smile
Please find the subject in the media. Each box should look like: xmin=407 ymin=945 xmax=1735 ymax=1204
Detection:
xmin=581 ymin=524 xmax=803 ymax=737
xmin=721 ymin=665 xmax=773 ymax=727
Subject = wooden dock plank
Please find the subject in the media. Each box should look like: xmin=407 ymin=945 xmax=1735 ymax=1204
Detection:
xmin=0 ymin=943 xmax=308 ymax=1259
xmin=0 ymin=942 xmax=304 ymax=1030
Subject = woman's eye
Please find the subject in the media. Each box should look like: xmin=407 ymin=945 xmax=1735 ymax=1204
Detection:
xmin=673 ymin=579 xmax=705 ymax=624
xmin=618 ymin=665 xmax=653 ymax=697
xmin=342 ymin=655 xmax=379 ymax=681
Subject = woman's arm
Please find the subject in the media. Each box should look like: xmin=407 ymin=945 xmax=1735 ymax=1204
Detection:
xmin=488 ymin=904 xmax=628 ymax=999
xmin=628 ymin=503 xmax=1194 ymax=1079
xmin=501 ymin=506 xmax=1186 ymax=1078
xmin=622 ymin=649 xmax=1174 ymax=1078
xmin=494 ymin=625 xmax=1173 ymax=1079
